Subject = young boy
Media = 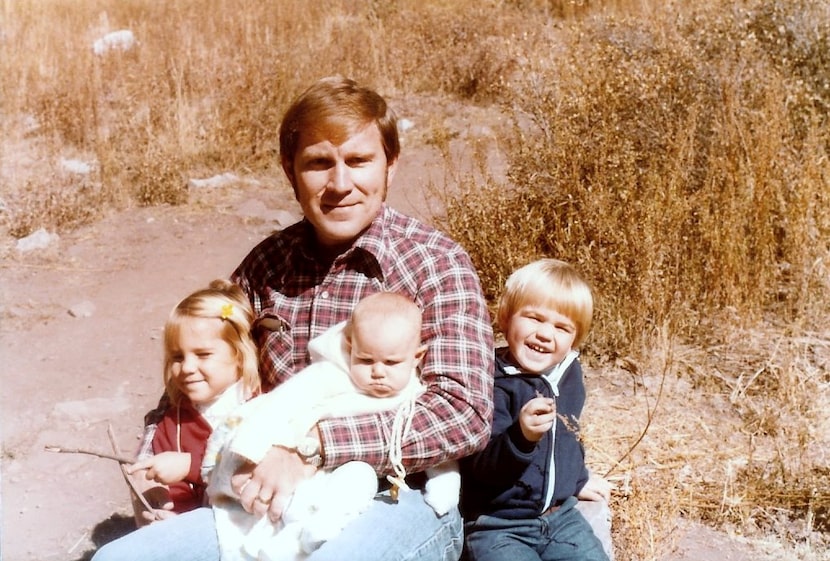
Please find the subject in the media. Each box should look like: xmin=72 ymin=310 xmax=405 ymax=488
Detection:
xmin=460 ymin=258 xmax=612 ymax=561
xmin=204 ymin=291 xmax=459 ymax=561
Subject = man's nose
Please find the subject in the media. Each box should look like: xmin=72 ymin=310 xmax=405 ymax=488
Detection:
xmin=329 ymin=161 xmax=351 ymax=193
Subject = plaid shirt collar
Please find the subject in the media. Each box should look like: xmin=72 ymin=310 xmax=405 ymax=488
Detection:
xmin=294 ymin=203 xmax=394 ymax=281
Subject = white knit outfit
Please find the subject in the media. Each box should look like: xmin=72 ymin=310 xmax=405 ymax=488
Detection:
xmin=202 ymin=321 xmax=459 ymax=561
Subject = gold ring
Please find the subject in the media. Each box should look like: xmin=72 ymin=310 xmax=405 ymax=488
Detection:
xmin=256 ymin=495 xmax=272 ymax=504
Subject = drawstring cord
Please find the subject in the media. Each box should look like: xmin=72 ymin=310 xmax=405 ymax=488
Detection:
xmin=386 ymin=393 xmax=417 ymax=500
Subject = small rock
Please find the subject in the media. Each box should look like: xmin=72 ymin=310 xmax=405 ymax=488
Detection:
xmin=236 ymin=199 xmax=270 ymax=221
xmin=52 ymin=395 xmax=131 ymax=423
xmin=187 ymin=172 xmax=238 ymax=190
xmin=274 ymin=210 xmax=300 ymax=228
xmin=68 ymin=301 xmax=96 ymax=318
xmin=59 ymin=158 xmax=93 ymax=175
xmin=16 ymin=228 xmax=59 ymax=252
xmin=92 ymin=29 xmax=136 ymax=55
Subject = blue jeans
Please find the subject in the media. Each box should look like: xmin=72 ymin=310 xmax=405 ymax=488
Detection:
xmin=92 ymin=489 xmax=462 ymax=561
xmin=464 ymin=497 xmax=609 ymax=561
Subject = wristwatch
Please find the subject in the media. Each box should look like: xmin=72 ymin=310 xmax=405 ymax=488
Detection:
xmin=297 ymin=435 xmax=323 ymax=467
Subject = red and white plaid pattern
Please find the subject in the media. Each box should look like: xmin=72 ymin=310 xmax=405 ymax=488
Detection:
xmin=232 ymin=204 xmax=495 ymax=477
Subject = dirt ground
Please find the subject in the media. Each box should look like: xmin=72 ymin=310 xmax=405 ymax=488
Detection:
xmin=0 ymin=98 xmax=779 ymax=561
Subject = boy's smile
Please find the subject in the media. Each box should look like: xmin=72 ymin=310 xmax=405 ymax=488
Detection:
xmin=503 ymin=305 xmax=577 ymax=374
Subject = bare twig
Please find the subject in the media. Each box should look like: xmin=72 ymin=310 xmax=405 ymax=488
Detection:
xmin=44 ymin=445 xmax=134 ymax=464
xmin=603 ymin=347 xmax=672 ymax=479
xmin=107 ymin=423 xmax=159 ymax=521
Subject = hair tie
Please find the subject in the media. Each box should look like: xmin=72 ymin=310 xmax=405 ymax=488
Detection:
xmin=220 ymin=303 xmax=234 ymax=320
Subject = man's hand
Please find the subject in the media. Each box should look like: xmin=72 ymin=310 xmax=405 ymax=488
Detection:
xmin=231 ymin=446 xmax=316 ymax=522
xmin=129 ymin=452 xmax=191 ymax=485
xmin=519 ymin=396 xmax=556 ymax=442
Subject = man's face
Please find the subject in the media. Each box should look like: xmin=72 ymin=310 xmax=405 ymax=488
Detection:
xmin=285 ymin=122 xmax=397 ymax=252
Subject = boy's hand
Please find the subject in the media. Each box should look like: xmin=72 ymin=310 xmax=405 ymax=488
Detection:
xmin=578 ymin=472 xmax=613 ymax=502
xmin=519 ymin=396 xmax=556 ymax=442
xmin=129 ymin=452 xmax=191 ymax=485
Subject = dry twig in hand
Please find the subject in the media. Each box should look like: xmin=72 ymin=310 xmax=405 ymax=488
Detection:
xmin=44 ymin=445 xmax=134 ymax=464
xmin=107 ymin=423 xmax=160 ymax=521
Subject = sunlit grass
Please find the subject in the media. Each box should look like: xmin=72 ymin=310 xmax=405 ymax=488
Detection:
xmin=2 ymin=0 xmax=829 ymax=559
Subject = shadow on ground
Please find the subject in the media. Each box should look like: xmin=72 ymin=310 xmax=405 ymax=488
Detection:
xmin=72 ymin=514 xmax=136 ymax=561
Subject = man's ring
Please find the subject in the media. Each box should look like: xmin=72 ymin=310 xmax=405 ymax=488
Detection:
xmin=256 ymin=495 xmax=272 ymax=504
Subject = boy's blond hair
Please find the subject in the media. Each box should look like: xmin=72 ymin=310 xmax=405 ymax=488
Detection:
xmin=497 ymin=259 xmax=594 ymax=349
xmin=163 ymin=279 xmax=260 ymax=405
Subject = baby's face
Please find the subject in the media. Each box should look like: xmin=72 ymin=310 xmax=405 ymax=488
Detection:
xmin=348 ymin=317 xmax=424 ymax=397
xmin=503 ymin=304 xmax=576 ymax=374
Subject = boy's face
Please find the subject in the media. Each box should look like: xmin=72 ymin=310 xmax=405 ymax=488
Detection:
xmin=503 ymin=304 xmax=577 ymax=374
xmin=348 ymin=316 xmax=426 ymax=398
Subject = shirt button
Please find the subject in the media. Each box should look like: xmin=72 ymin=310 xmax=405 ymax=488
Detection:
xmin=321 ymin=291 xmax=329 ymax=299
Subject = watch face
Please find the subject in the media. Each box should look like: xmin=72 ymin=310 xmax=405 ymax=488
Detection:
xmin=299 ymin=437 xmax=319 ymax=457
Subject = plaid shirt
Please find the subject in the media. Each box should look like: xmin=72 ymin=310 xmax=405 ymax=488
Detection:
xmin=231 ymin=204 xmax=495 ymax=476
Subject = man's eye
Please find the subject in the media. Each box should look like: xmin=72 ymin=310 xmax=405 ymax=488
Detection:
xmin=347 ymin=157 xmax=370 ymax=167
xmin=308 ymin=158 xmax=332 ymax=169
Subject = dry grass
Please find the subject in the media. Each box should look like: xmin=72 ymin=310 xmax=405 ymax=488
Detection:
xmin=3 ymin=0 xmax=830 ymax=559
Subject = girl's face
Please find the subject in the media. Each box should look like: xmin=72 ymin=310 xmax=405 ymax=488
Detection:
xmin=169 ymin=316 xmax=240 ymax=405
xmin=502 ymin=304 xmax=577 ymax=374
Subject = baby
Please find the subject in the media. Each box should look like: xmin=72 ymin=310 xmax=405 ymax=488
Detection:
xmin=204 ymin=292 xmax=459 ymax=561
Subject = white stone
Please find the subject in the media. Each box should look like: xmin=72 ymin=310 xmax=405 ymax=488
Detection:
xmin=16 ymin=228 xmax=59 ymax=252
xmin=68 ymin=301 xmax=96 ymax=318
xmin=187 ymin=172 xmax=239 ymax=190
xmin=59 ymin=158 xmax=93 ymax=175
xmin=92 ymin=29 xmax=136 ymax=55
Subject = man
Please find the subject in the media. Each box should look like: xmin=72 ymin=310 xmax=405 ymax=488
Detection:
xmin=93 ymin=76 xmax=494 ymax=561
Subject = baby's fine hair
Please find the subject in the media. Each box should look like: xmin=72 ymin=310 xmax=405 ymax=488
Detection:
xmin=344 ymin=292 xmax=422 ymax=344
xmin=163 ymin=279 xmax=260 ymax=405
xmin=497 ymin=258 xmax=594 ymax=349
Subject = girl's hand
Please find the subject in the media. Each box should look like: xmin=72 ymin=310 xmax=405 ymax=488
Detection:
xmin=129 ymin=452 xmax=191 ymax=485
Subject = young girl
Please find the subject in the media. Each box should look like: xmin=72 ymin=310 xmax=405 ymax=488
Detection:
xmin=128 ymin=279 xmax=260 ymax=520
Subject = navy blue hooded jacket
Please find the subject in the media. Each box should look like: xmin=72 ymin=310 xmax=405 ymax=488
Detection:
xmin=460 ymin=347 xmax=589 ymax=520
